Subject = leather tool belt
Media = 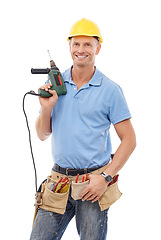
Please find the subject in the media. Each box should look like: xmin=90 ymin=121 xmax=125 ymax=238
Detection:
xmin=33 ymin=162 xmax=122 ymax=227
xmin=36 ymin=164 xmax=122 ymax=214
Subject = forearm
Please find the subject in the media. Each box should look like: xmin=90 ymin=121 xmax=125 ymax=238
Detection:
xmin=104 ymin=134 xmax=136 ymax=177
xmin=104 ymin=119 xmax=136 ymax=177
xmin=36 ymin=107 xmax=52 ymax=141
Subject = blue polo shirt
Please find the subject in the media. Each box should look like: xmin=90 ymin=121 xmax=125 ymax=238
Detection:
xmin=51 ymin=67 xmax=131 ymax=169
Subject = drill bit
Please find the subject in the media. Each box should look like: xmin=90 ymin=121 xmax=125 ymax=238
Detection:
xmin=47 ymin=50 xmax=56 ymax=67
xmin=47 ymin=50 xmax=52 ymax=60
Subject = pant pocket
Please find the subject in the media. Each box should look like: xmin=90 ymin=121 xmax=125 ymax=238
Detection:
xmin=40 ymin=176 xmax=70 ymax=214
xmin=98 ymin=181 xmax=122 ymax=211
xmin=71 ymin=180 xmax=89 ymax=200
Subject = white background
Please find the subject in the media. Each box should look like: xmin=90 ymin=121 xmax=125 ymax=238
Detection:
xmin=1 ymin=0 xmax=161 ymax=239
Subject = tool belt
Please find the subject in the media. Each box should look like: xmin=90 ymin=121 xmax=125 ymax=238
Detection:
xmin=34 ymin=162 xmax=122 ymax=217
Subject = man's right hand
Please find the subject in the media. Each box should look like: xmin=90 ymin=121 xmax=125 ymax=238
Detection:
xmin=38 ymin=83 xmax=58 ymax=110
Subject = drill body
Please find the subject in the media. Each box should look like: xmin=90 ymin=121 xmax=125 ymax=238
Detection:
xmin=31 ymin=60 xmax=67 ymax=97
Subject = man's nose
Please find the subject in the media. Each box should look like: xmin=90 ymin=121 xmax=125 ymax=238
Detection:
xmin=78 ymin=45 xmax=85 ymax=53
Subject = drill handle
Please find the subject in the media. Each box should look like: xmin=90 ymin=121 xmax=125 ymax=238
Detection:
xmin=31 ymin=68 xmax=50 ymax=74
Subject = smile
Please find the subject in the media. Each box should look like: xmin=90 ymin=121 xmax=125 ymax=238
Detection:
xmin=75 ymin=55 xmax=88 ymax=59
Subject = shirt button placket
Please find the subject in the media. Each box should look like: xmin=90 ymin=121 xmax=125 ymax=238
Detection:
xmin=73 ymin=85 xmax=78 ymax=97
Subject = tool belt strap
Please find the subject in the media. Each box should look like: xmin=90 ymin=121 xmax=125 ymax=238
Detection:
xmin=51 ymin=162 xmax=111 ymax=180
xmin=52 ymin=163 xmax=102 ymax=176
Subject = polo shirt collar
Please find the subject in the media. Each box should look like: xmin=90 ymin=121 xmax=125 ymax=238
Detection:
xmin=63 ymin=66 xmax=102 ymax=86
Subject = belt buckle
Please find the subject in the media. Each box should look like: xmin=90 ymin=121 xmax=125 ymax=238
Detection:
xmin=66 ymin=168 xmax=69 ymax=175
xmin=66 ymin=168 xmax=73 ymax=176
xmin=66 ymin=168 xmax=77 ymax=176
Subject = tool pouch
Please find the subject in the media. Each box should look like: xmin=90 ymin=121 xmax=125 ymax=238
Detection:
xmin=71 ymin=180 xmax=90 ymax=200
xmin=98 ymin=180 xmax=122 ymax=211
xmin=39 ymin=176 xmax=70 ymax=214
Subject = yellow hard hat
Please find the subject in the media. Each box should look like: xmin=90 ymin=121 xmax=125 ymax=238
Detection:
xmin=67 ymin=18 xmax=103 ymax=43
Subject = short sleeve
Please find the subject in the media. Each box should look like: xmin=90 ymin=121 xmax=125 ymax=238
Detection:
xmin=109 ymin=84 xmax=131 ymax=125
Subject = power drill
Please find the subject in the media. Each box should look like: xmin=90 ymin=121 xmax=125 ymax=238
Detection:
xmin=31 ymin=53 xmax=67 ymax=97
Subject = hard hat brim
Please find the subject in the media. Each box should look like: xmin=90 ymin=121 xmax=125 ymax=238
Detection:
xmin=67 ymin=34 xmax=103 ymax=43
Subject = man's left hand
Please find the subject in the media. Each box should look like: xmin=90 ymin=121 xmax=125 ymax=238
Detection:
xmin=80 ymin=174 xmax=108 ymax=203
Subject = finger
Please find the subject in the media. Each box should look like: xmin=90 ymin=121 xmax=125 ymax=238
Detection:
xmin=41 ymin=83 xmax=52 ymax=88
xmin=39 ymin=83 xmax=52 ymax=92
xmin=44 ymin=84 xmax=52 ymax=91
xmin=81 ymin=192 xmax=93 ymax=201
xmin=48 ymin=89 xmax=58 ymax=98
xmin=92 ymin=196 xmax=100 ymax=203
xmin=85 ymin=194 xmax=96 ymax=201
xmin=80 ymin=187 xmax=89 ymax=198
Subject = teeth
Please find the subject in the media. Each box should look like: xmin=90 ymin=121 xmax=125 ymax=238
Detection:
xmin=76 ymin=55 xmax=87 ymax=58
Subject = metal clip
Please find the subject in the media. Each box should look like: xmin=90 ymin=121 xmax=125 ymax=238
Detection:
xmin=66 ymin=168 xmax=70 ymax=176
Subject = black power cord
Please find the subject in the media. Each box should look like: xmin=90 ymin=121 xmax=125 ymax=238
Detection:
xmin=23 ymin=91 xmax=41 ymax=192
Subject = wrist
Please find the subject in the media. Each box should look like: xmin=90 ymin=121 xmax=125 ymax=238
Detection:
xmin=41 ymin=106 xmax=53 ymax=115
xmin=101 ymin=172 xmax=113 ymax=184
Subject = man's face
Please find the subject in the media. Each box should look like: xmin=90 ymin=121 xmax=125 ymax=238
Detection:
xmin=69 ymin=36 xmax=101 ymax=68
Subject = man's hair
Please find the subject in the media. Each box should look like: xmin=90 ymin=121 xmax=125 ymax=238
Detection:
xmin=93 ymin=36 xmax=100 ymax=43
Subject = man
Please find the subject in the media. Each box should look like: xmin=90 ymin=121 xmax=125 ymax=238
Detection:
xmin=30 ymin=18 xmax=136 ymax=240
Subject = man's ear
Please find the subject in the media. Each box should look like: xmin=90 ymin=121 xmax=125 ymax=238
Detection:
xmin=96 ymin=43 xmax=101 ymax=55
xmin=69 ymin=41 xmax=71 ymax=52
